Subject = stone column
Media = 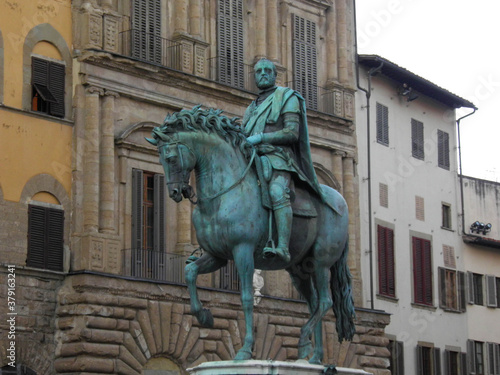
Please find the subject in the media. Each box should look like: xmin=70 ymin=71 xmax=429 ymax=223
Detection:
xmin=326 ymin=4 xmax=338 ymax=85
xmin=342 ymin=155 xmax=357 ymax=274
xmin=336 ymin=0 xmax=348 ymax=85
xmin=190 ymin=0 xmax=202 ymax=37
xmin=99 ymin=90 xmax=118 ymax=234
xmin=255 ymin=0 xmax=266 ymax=59
xmin=174 ymin=0 xmax=188 ymax=35
xmin=83 ymin=86 xmax=103 ymax=233
xmin=266 ymin=0 xmax=278 ymax=61
xmin=332 ymin=151 xmax=345 ymax=194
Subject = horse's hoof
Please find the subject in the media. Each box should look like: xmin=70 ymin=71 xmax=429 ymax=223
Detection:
xmin=197 ymin=308 xmax=214 ymax=328
xmin=298 ymin=341 xmax=313 ymax=359
xmin=234 ymin=348 xmax=253 ymax=361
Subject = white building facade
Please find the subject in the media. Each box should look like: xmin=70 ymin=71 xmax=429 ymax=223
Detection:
xmin=356 ymin=55 xmax=477 ymax=375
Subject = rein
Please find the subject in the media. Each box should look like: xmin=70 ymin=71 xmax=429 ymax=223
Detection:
xmin=160 ymin=137 xmax=256 ymax=204
xmin=197 ymin=147 xmax=256 ymax=202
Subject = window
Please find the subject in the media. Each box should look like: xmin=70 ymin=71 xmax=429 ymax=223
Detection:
xmin=131 ymin=170 xmax=166 ymax=278
xmin=442 ymin=203 xmax=452 ymax=229
xmin=131 ymin=0 xmax=161 ymax=64
xmin=388 ymin=340 xmax=405 ymax=375
xmin=444 ymin=350 xmax=466 ymax=375
xmin=497 ymin=277 xmax=500 ymax=308
xmin=417 ymin=345 xmax=441 ymax=375
xmin=31 ymin=57 xmax=65 ymax=118
xmin=438 ymin=130 xmax=450 ymax=170
xmin=486 ymin=275 xmax=499 ymax=308
xmin=438 ymin=268 xmax=466 ymax=312
xmin=468 ymin=340 xmax=485 ymax=375
xmin=486 ymin=342 xmax=500 ymax=375
xmin=219 ymin=260 xmax=240 ymax=291
xmin=217 ymin=0 xmax=244 ymax=89
xmin=411 ymin=119 xmax=424 ymax=160
xmin=379 ymin=183 xmax=388 ymax=208
xmin=376 ymin=102 xmax=389 ymax=145
xmin=468 ymin=272 xmax=484 ymax=306
xmin=415 ymin=196 xmax=425 ymax=221
xmin=377 ymin=225 xmax=395 ymax=297
xmin=27 ymin=204 xmax=64 ymax=271
xmin=413 ymin=237 xmax=433 ymax=306
xmin=292 ymin=14 xmax=318 ymax=110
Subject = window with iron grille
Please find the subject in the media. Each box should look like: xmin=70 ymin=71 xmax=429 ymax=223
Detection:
xmin=438 ymin=130 xmax=450 ymax=170
xmin=411 ymin=118 xmax=424 ymax=160
xmin=217 ymin=0 xmax=244 ymax=89
xmin=131 ymin=0 xmax=162 ymax=64
xmin=131 ymin=169 xmax=166 ymax=279
xmin=292 ymin=14 xmax=318 ymax=110
xmin=377 ymin=225 xmax=395 ymax=298
xmin=27 ymin=204 xmax=64 ymax=271
xmin=412 ymin=237 xmax=433 ymax=306
xmin=31 ymin=57 xmax=65 ymax=118
xmin=376 ymin=102 xmax=389 ymax=146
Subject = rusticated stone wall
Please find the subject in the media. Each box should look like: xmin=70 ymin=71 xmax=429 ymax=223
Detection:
xmin=54 ymin=273 xmax=390 ymax=375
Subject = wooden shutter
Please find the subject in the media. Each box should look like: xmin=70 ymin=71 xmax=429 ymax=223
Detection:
xmin=378 ymin=225 xmax=395 ymax=297
xmin=467 ymin=271 xmax=475 ymax=304
xmin=396 ymin=341 xmax=405 ymax=375
xmin=292 ymin=14 xmax=318 ymax=110
xmin=376 ymin=102 xmax=389 ymax=145
xmin=411 ymin=119 xmax=424 ymax=160
xmin=438 ymin=267 xmax=446 ymax=309
xmin=416 ymin=345 xmax=423 ymax=375
xmin=438 ymin=130 xmax=450 ymax=170
xmin=486 ymin=274 xmax=498 ymax=307
xmin=467 ymin=340 xmax=476 ymax=375
xmin=413 ymin=237 xmax=432 ymax=305
xmin=132 ymin=0 xmax=161 ymax=64
xmin=27 ymin=205 xmax=64 ymax=271
xmin=217 ymin=0 xmax=244 ymax=88
xmin=153 ymin=174 xmax=166 ymax=253
xmin=434 ymin=347 xmax=442 ymax=375
xmin=132 ymin=169 xmax=144 ymax=250
xmin=458 ymin=271 xmax=467 ymax=312
xmin=48 ymin=61 xmax=65 ymax=117
xmin=461 ymin=352 xmax=467 ymax=375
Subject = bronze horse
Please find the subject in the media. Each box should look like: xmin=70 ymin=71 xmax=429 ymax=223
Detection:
xmin=147 ymin=106 xmax=355 ymax=364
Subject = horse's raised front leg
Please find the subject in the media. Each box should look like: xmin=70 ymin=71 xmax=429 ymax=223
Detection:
xmin=185 ymin=253 xmax=227 ymax=328
xmin=232 ymin=243 xmax=255 ymax=361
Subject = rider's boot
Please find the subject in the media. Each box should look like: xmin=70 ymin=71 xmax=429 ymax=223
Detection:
xmin=264 ymin=205 xmax=292 ymax=263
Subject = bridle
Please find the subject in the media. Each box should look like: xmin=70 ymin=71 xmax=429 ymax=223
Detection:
xmin=159 ymin=135 xmax=256 ymax=205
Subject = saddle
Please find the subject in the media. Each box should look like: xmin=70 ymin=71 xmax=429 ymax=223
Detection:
xmin=254 ymin=155 xmax=318 ymax=218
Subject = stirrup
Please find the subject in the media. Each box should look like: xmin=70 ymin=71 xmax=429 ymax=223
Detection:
xmin=263 ymin=239 xmax=276 ymax=259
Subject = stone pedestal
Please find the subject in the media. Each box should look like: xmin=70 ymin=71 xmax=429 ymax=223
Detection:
xmin=187 ymin=360 xmax=373 ymax=375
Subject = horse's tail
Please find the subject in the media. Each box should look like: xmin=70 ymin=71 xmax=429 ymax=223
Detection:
xmin=330 ymin=237 xmax=356 ymax=342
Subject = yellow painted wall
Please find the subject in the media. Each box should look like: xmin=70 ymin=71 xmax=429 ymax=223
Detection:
xmin=0 ymin=0 xmax=72 ymax=108
xmin=0 ymin=0 xmax=73 ymax=202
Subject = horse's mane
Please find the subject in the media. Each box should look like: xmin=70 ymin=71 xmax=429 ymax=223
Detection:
xmin=152 ymin=105 xmax=250 ymax=155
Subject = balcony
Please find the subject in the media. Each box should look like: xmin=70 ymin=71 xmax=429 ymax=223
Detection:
xmin=208 ymin=57 xmax=257 ymax=92
xmin=119 ymin=29 xmax=182 ymax=70
xmin=121 ymin=248 xmax=240 ymax=291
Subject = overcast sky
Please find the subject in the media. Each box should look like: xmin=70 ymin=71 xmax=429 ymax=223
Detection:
xmin=355 ymin=0 xmax=500 ymax=182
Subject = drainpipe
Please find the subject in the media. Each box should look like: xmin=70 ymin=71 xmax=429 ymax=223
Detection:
xmin=457 ymin=107 xmax=477 ymax=235
xmin=353 ymin=0 xmax=383 ymax=311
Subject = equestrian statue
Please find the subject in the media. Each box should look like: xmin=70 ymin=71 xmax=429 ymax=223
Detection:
xmin=146 ymin=59 xmax=355 ymax=364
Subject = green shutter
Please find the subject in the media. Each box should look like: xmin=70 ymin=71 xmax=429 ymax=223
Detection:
xmin=486 ymin=274 xmax=497 ymax=307
xmin=27 ymin=205 xmax=47 ymax=268
xmin=467 ymin=340 xmax=476 ymax=375
xmin=292 ymin=14 xmax=318 ymax=110
xmin=217 ymin=0 xmax=244 ymax=88
xmin=458 ymin=271 xmax=467 ymax=312
xmin=46 ymin=208 xmax=64 ymax=271
xmin=132 ymin=0 xmax=162 ymax=64
xmin=438 ymin=130 xmax=450 ymax=170
xmin=411 ymin=119 xmax=424 ymax=160
xmin=376 ymin=102 xmax=389 ymax=145
xmin=48 ymin=61 xmax=65 ymax=118
xmin=434 ymin=347 xmax=442 ymax=375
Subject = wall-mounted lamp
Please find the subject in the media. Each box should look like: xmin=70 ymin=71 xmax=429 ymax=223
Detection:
xmin=398 ymin=83 xmax=419 ymax=102
xmin=470 ymin=221 xmax=492 ymax=235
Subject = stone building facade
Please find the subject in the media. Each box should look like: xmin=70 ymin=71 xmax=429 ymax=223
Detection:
xmin=1 ymin=0 xmax=391 ymax=374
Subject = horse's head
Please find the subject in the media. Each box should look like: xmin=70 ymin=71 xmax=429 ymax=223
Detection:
xmin=146 ymin=132 xmax=197 ymax=203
